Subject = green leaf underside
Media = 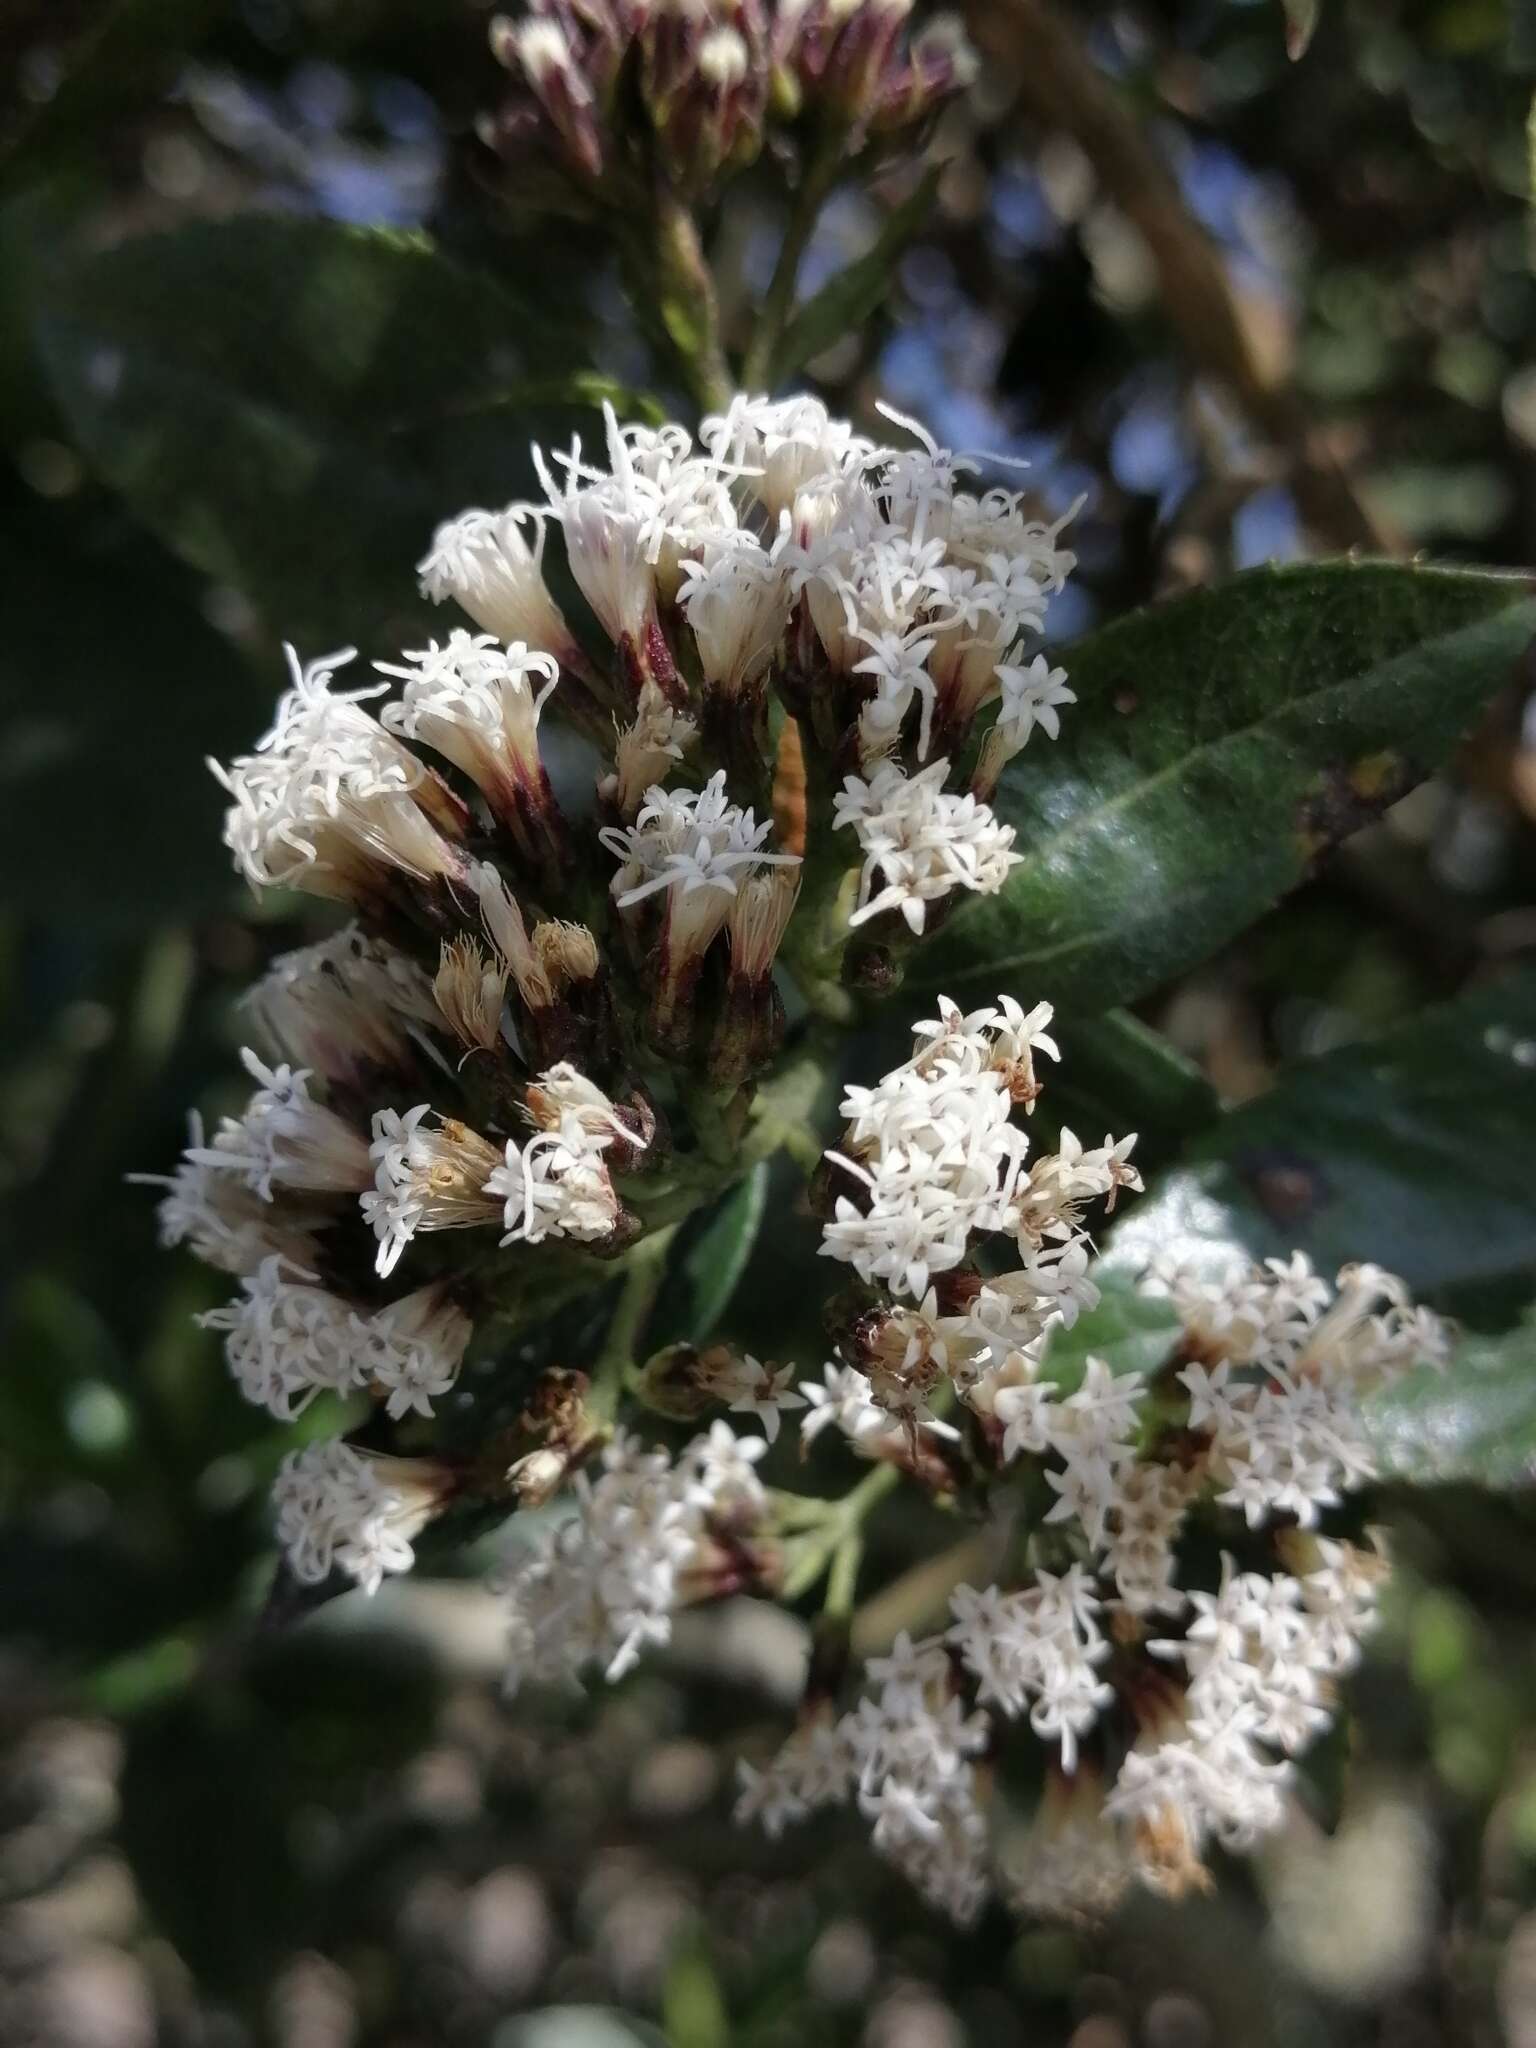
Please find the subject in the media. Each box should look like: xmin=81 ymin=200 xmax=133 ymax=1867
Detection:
xmin=36 ymin=216 xmax=621 ymax=646
xmin=1367 ymin=1315 xmax=1536 ymax=1489
xmin=1040 ymin=1272 xmax=1183 ymax=1393
xmin=911 ymin=562 xmax=1536 ymax=1013
xmin=1102 ymin=970 xmax=1536 ymax=1325
xmin=654 ymin=1162 xmax=770 ymax=1346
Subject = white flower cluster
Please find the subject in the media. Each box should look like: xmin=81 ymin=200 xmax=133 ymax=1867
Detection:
xmin=212 ymin=647 xmax=471 ymax=905
xmin=141 ymin=898 xmax=645 ymax=1595
xmin=736 ymin=1629 xmax=991 ymax=1924
xmin=738 ymin=1527 xmax=1398 ymax=1924
xmin=426 ymin=393 xmax=1071 ymax=944
xmin=363 ymin=1074 xmax=634 ymax=1281
xmin=502 ymin=1422 xmax=770 ymax=1689
xmin=811 ymin=996 xmax=1137 ymax=1435
xmin=198 ymin=1258 xmax=472 ymax=1423
xmin=723 ymin=1016 xmax=1453 ymax=1922
xmin=272 ymin=1440 xmax=447 ymax=1596
xmin=1152 ymin=1252 xmax=1451 ymax=1532
xmin=834 ymin=760 xmax=1021 ymax=935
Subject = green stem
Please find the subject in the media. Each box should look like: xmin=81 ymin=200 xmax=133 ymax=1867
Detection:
xmin=781 ymin=859 xmax=859 ymax=1021
xmin=590 ymin=1223 xmax=680 ymax=1424
xmin=824 ymin=1528 xmax=864 ymax=1619
xmin=742 ymin=153 xmax=841 ymax=391
xmin=652 ymin=185 xmax=734 ymax=416
xmin=781 ymin=1458 xmax=900 ymax=1601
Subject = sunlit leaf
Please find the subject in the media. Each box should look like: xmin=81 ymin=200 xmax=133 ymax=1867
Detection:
xmin=1368 ymin=1314 xmax=1536 ymax=1489
xmin=910 ymin=563 xmax=1536 ymax=1013
xmin=1104 ymin=970 xmax=1536 ymax=1325
xmin=1039 ymin=1272 xmax=1182 ymax=1393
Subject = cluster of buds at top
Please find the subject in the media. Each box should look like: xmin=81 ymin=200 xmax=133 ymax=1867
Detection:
xmin=727 ymin=1002 xmax=1453 ymax=1920
xmin=147 ymin=391 xmax=1075 ymax=1599
xmin=483 ymin=0 xmax=976 ymax=206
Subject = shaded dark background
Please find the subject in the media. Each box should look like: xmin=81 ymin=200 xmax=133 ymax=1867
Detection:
xmin=4 ymin=1 xmax=1536 ymax=2042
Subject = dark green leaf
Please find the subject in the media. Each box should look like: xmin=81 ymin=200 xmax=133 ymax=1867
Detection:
xmin=1 ymin=0 xmax=224 ymax=189
xmin=1104 ymin=970 xmax=1536 ymax=1325
xmin=1368 ymin=1314 xmax=1536 ymax=1489
xmin=1050 ymin=1008 xmax=1220 ymax=1167
xmin=1040 ymin=1272 xmax=1182 ymax=1393
xmin=0 ymin=507 xmax=260 ymax=919
xmin=910 ymin=562 xmax=1536 ymax=1012
xmin=36 ymin=216 xmax=623 ymax=645
xmin=772 ymin=166 xmax=942 ymax=382
xmin=655 ymin=1162 xmax=770 ymax=1345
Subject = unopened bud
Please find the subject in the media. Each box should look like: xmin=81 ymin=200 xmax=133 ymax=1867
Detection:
xmin=476 ymin=862 xmax=555 ymax=1010
xmin=531 ymin=918 xmax=616 ymax=1069
xmin=492 ymin=14 xmax=607 ymax=181
xmin=709 ymin=868 xmax=798 ymax=1085
xmin=636 ymin=1341 xmax=722 ymax=1421
xmin=434 ymin=936 xmax=509 ymax=1056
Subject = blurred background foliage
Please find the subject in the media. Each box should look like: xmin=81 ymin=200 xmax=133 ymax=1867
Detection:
xmin=6 ymin=0 xmax=1536 ymax=2042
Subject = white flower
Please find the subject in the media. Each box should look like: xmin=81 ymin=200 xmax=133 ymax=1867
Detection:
xmin=484 ymin=1114 xmax=621 ymax=1247
xmin=797 ymin=1361 xmax=888 ymax=1446
xmin=601 ymin=770 xmax=799 ymax=913
xmin=713 ymin=1355 xmax=806 ymax=1443
xmin=701 ymin=392 xmax=873 ymax=520
xmin=360 ymin=1105 xmax=503 ymax=1278
xmin=1102 ymin=1462 xmax=1197 ymax=1617
xmin=607 ymin=680 xmax=699 ymax=816
xmin=360 ymin=1285 xmax=474 ymax=1421
xmin=211 ymin=646 xmax=467 ymax=903
xmin=994 ymin=655 xmax=1076 ymax=749
xmin=188 ymin=1048 xmax=373 ymax=1202
xmin=272 ymin=1439 xmax=446 ymax=1595
xmin=734 ymin=1719 xmax=852 ymax=1837
xmin=677 ymin=531 xmax=793 ymax=700
xmin=819 ymin=1010 xmax=1031 ymax=1299
xmin=833 ymin=759 xmax=1020 ymax=935
xmin=534 ymin=404 xmax=664 ymax=650
xmin=741 ymin=1622 xmax=990 ymax=1925
xmin=417 ymin=502 xmax=575 ymax=659
xmin=379 ymin=631 xmax=559 ymax=817
xmin=948 ymin=1567 xmax=1112 ymax=1771
xmin=502 ymin=1423 xmax=768 ymax=1692
xmin=130 ymin=1112 xmax=324 ymax=1277
xmin=198 ymin=1255 xmax=359 ymax=1418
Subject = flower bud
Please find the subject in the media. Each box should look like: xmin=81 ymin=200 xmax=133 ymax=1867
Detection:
xmin=870 ymin=15 xmax=979 ymax=138
xmin=709 ymin=867 xmax=799 ymax=1085
xmin=532 ymin=917 xmax=619 ymax=1071
xmin=433 ymin=936 xmax=510 ymax=1058
xmin=635 ymin=1341 xmax=720 ymax=1421
xmin=490 ymin=14 xmax=606 ymax=181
